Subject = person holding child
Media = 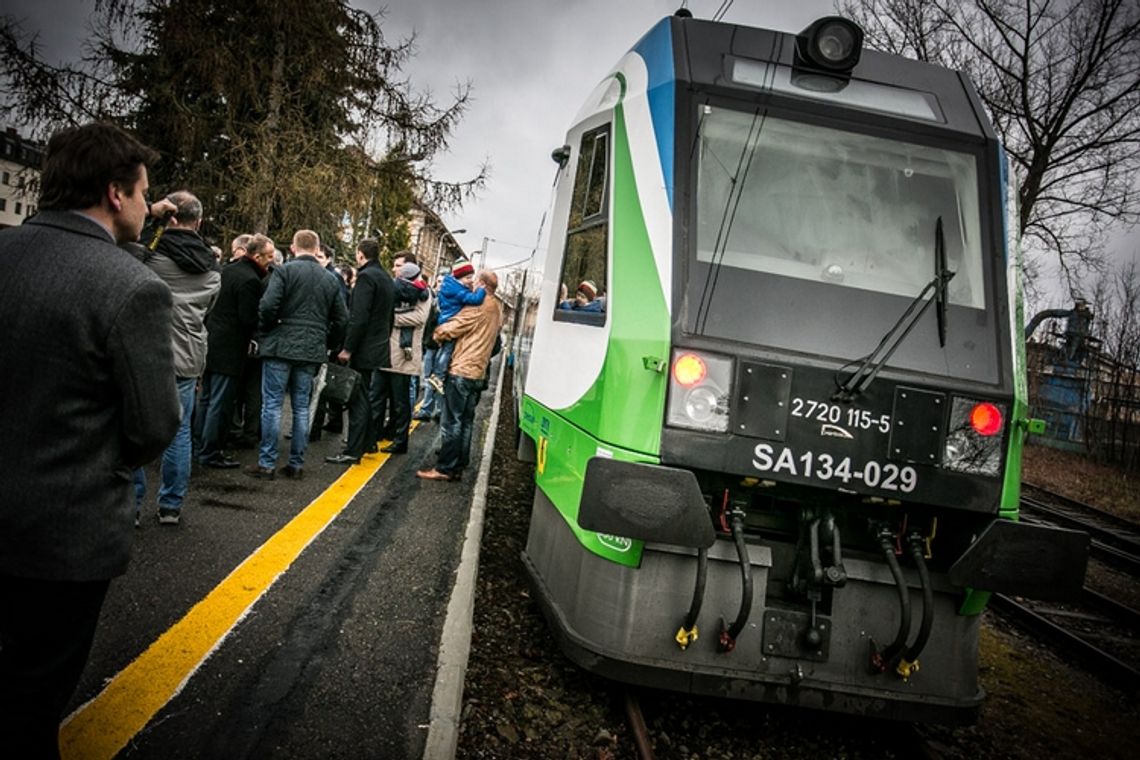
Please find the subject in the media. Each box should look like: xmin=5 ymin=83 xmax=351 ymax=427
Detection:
xmin=424 ymin=258 xmax=485 ymax=394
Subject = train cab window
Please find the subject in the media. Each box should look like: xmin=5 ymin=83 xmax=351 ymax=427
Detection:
xmin=689 ymin=105 xmax=999 ymax=385
xmin=555 ymin=125 xmax=609 ymax=326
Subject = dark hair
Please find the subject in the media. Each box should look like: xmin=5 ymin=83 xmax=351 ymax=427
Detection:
xmin=246 ymin=233 xmax=274 ymax=258
xmin=394 ymin=249 xmax=417 ymax=265
xmin=38 ymin=122 xmax=159 ymax=211
xmin=357 ymin=238 xmax=380 ymax=261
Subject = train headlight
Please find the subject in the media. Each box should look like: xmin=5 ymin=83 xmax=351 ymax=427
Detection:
xmin=943 ymin=397 xmax=1006 ymax=476
xmin=667 ymin=350 xmax=732 ymax=433
xmin=795 ymin=17 xmax=863 ymax=74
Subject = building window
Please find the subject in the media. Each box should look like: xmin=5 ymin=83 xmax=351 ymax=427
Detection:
xmin=0 ymin=198 xmax=6 ymax=212
xmin=15 ymin=202 xmax=22 ymax=215
xmin=2 ymin=171 xmax=9 ymax=185
xmin=554 ymin=124 xmax=610 ymax=326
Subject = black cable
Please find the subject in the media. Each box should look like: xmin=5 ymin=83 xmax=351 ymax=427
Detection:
xmin=901 ymin=536 xmax=934 ymax=664
xmin=876 ymin=532 xmax=911 ymax=667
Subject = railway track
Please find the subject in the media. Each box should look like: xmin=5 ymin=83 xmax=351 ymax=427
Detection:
xmin=1020 ymin=490 xmax=1140 ymax=575
xmin=989 ymin=483 xmax=1140 ymax=693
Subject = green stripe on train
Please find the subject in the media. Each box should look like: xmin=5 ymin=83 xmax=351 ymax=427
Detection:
xmin=519 ymin=76 xmax=672 ymax=567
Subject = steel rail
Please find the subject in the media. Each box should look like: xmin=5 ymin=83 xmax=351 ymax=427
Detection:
xmin=990 ymin=594 xmax=1140 ymax=694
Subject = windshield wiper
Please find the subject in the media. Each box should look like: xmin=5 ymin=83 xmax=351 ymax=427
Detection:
xmin=832 ymin=217 xmax=956 ymax=402
xmin=934 ymin=216 xmax=950 ymax=347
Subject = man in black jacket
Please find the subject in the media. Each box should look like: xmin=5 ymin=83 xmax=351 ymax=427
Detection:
xmin=326 ymin=238 xmax=395 ymax=465
xmin=0 ymin=122 xmax=181 ymax=759
xmin=248 ymin=229 xmax=348 ymax=480
xmin=197 ymin=234 xmax=273 ymax=468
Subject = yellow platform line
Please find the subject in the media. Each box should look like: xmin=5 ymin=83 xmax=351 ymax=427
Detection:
xmin=60 ymin=449 xmax=395 ymax=760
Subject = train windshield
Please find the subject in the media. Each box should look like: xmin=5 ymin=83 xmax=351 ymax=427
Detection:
xmin=688 ymin=104 xmax=999 ymax=384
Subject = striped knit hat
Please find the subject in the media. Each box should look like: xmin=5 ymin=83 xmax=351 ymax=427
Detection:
xmin=577 ymin=280 xmax=598 ymax=300
xmin=450 ymin=258 xmax=474 ymax=279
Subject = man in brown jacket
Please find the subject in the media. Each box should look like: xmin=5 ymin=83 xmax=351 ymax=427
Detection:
xmin=416 ymin=270 xmax=502 ymax=482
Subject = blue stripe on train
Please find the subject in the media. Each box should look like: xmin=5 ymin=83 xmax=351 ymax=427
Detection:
xmin=633 ymin=19 xmax=676 ymax=211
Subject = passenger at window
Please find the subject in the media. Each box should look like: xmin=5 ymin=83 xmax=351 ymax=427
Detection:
xmin=559 ymin=279 xmax=604 ymax=312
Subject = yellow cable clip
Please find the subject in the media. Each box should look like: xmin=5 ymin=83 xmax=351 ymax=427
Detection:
xmin=896 ymin=658 xmax=920 ymax=681
xmin=924 ymin=517 xmax=938 ymax=560
xmin=675 ymin=625 xmax=699 ymax=650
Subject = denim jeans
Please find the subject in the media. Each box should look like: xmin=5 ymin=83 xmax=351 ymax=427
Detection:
xmin=418 ymin=347 xmax=439 ymax=417
xmin=157 ymin=377 xmax=197 ymax=511
xmin=431 ymin=340 xmax=454 ymax=381
xmin=259 ymin=359 xmax=319 ymax=469
xmin=437 ymin=375 xmax=481 ymax=475
xmin=133 ymin=468 xmax=147 ymax=508
xmin=196 ymin=371 xmax=238 ymax=462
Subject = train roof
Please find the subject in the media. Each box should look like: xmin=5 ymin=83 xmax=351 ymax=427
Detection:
xmin=631 ymin=15 xmax=994 ymax=142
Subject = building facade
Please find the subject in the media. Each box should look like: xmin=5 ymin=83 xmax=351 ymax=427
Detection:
xmin=0 ymin=128 xmax=43 ymax=229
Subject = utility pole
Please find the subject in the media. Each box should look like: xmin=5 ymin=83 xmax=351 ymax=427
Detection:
xmin=480 ymin=236 xmax=489 ymax=272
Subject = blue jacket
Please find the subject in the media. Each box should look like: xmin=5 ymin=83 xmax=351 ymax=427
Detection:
xmin=438 ymin=274 xmax=486 ymax=323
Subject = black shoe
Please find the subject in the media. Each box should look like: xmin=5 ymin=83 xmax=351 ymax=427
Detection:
xmin=279 ymin=465 xmax=304 ymax=480
xmin=202 ymin=455 xmax=240 ymax=469
xmin=325 ymin=453 xmax=361 ymax=465
xmin=309 ymin=432 xmax=322 ymax=442
xmin=380 ymin=443 xmax=407 ymax=454
xmin=244 ymin=464 xmax=275 ymax=480
xmin=365 ymin=442 xmax=379 ymax=454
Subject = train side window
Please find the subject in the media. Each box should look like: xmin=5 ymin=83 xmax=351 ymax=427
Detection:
xmin=555 ymin=125 xmax=609 ymax=326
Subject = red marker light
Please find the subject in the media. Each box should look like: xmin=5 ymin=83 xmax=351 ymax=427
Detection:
xmin=673 ymin=353 xmax=707 ymax=387
xmin=969 ymin=402 xmax=1003 ymax=436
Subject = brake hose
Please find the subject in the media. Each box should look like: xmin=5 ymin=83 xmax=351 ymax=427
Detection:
xmin=897 ymin=535 xmax=934 ymax=680
xmin=675 ymin=546 xmax=709 ymax=650
xmin=718 ymin=509 xmax=752 ymax=652
xmin=872 ymin=530 xmax=911 ymax=671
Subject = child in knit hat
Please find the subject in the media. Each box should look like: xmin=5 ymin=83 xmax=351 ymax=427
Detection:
xmin=558 ymin=279 xmax=603 ymax=312
xmin=426 ymin=257 xmax=485 ymax=393
xmin=393 ymin=261 xmax=429 ymax=360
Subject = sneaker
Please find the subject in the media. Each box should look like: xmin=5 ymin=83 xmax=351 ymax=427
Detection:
xmin=157 ymin=508 xmax=180 ymax=525
xmin=244 ymin=464 xmax=276 ymax=480
xmin=426 ymin=375 xmax=445 ymax=394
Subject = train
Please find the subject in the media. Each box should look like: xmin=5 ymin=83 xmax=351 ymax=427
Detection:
xmin=511 ymin=10 xmax=1089 ymax=723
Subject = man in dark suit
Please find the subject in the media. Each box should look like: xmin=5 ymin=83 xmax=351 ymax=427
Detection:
xmin=197 ymin=233 xmax=273 ymax=468
xmin=0 ymin=122 xmax=181 ymax=759
xmin=326 ymin=238 xmax=395 ymax=465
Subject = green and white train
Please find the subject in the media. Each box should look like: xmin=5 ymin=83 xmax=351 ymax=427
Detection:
xmin=513 ymin=10 xmax=1087 ymax=723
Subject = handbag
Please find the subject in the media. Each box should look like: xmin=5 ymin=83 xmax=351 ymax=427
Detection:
xmin=322 ymin=362 xmax=360 ymax=405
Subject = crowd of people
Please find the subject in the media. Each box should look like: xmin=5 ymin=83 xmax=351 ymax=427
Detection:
xmin=0 ymin=122 xmax=502 ymax=758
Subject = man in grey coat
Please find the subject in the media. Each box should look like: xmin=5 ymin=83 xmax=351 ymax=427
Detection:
xmin=248 ymin=229 xmax=348 ymax=480
xmin=0 ymin=123 xmax=181 ymax=759
xmin=140 ymin=190 xmax=221 ymax=525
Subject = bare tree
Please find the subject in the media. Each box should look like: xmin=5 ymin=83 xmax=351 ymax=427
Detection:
xmin=837 ymin=0 xmax=1140 ymax=296
xmin=1084 ymin=255 xmax=1140 ymax=468
xmin=0 ymin=0 xmax=485 ymax=245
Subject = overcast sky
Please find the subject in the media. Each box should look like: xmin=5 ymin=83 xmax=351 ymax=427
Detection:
xmin=376 ymin=0 xmax=835 ymax=269
xmin=4 ymin=0 xmax=1134 ymax=300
